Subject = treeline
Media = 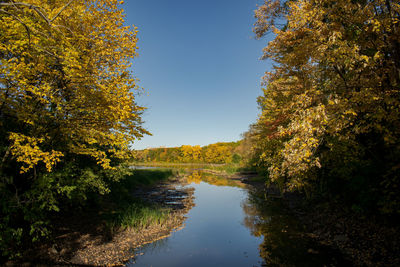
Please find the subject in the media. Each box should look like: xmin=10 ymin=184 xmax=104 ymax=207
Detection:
xmin=135 ymin=141 xmax=247 ymax=164
xmin=248 ymin=0 xmax=400 ymax=215
xmin=0 ymin=0 xmax=147 ymax=259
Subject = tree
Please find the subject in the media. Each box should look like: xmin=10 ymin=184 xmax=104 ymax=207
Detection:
xmin=1 ymin=0 xmax=147 ymax=172
xmin=0 ymin=0 xmax=148 ymax=256
xmin=179 ymin=145 xmax=202 ymax=162
xmin=204 ymin=143 xmax=232 ymax=163
xmin=253 ymin=0 xmax=400 ymax=211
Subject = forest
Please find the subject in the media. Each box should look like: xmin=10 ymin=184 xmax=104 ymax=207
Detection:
xmin=134 ymin=142 xmax=244 ymax=164
xmin=0 ymin=0 xmax=399 ymax=264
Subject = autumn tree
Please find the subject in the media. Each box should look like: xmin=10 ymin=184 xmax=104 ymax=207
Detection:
xmin=253 ymin=0 xmax=400 ymax=212
xmin=0 ymin=0 xmax=148 ymax=256
xmin=203 ymin=143 xmax=232 ymax=164
xmin=133 ymin=142 xmax=242 ymax=164
xmin=179 ymin=145 xmax=202 ymax=162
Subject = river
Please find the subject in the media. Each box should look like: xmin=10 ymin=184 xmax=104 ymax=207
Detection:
xmin=126 ymin=171 xmax=350 ymax=266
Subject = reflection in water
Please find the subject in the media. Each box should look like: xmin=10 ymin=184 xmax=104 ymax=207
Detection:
xmin=128 ymin=173 xmax=262 ymax=267
xmin=243 ymin=188 xmax=351 ymax=266
xmin=130 ymin=165 xmax=160 ymax=170
xmin=186 ymin=170 xmax=245 ymax=188
xmin=128 ymin=171 xmax=349 ymax=267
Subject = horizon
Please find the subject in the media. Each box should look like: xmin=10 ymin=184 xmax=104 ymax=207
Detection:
xmin=134 ymin=139 xmax=242 ymax=150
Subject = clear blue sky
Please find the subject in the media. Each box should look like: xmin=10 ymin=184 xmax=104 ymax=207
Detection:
xmin=123 ymin=0 xmax=272 ymax=149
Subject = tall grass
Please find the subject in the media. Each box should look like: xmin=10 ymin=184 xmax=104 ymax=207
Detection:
xmin=116 ymin=202 xmax=170 ymax=229
xmin=101 ymin=168 xmax=175 ymax=233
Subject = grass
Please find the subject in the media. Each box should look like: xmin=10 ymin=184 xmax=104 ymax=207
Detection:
xmin=100 ymin=163 xmax=261 ymax=232
xmin=115 ymin=202 xmax=170 ymax=229
xmin=120 ymin=168 xmax=175 ymax=187
xmin=97 ymin=167 xmax=176 ymax=233
xmin=208 ymin=163 xmax=242 ymax=174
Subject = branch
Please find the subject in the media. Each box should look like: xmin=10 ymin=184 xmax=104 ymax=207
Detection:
xmin=0 ymin=1 xmax=75 ymax=42
xmin=0 ymin=2 xmax=50 ymax=24
xmin=0 ymin=145 xmax=11 ymax=172
xmin=50 ymin=0 xmax=75 ymax=22
xmin=1 ymin=1 xmax=76 ymax=24
xmin=0 ymin=8 xmax=31 ymax=44
xmin=333 ymin=65 xmax=349 ymax=90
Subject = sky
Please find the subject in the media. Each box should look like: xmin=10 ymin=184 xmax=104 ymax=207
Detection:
xmin=123 ymin=0 xmax=272 ymax=149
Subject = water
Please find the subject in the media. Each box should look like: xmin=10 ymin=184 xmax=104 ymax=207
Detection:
xmin=130 ymin=165 xmax=160 ymax=170
xmin=127 ymin=172 xmax=350 ymax=267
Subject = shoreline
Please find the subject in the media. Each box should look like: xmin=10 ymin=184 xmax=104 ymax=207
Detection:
xmin=286 ymin=197 xmax=400 ymax=266
xmin=9 ymin=167 xmax=398 ymax=266
xmin=8 ymin=175 xmax=195 ymax=267
xmin=266 ymin=187 xmax=400 ymax=266
xmin=218 ymin=170 xmax=400 ymax=266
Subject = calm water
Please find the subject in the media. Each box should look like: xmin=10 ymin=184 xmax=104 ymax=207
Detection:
xmin=127 ymin=172 xmax=350 ymax=267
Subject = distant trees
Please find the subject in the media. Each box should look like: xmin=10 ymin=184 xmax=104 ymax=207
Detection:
xmin=203 ymin=143 xmax=232 ymax=163
xmin=179 ymin=145 xmax=202 ymax=162
xmin=134 ymin=142 xmax=242 ymax=164
xmin=250 ymin=0 xmax=400 ymax=213
xmin=0 ymin=0 xmax=147 ymax=257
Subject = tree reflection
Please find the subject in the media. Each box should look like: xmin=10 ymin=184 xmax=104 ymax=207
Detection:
xmin=242 ymin=189 xmax=350 ymax=267
xmin=186 ymin=171 xmax=246 ymax=188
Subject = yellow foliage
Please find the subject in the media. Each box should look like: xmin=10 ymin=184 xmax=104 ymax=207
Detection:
xmin=253 ymin=0 xmax=400 ymax=191
xmin=0 ymin=0 xmax=148 ymax=172
xmin=9 ymin=133 xmax=63 ymax=173
xmin=204 ymin=144 xmax=232 ymax=164
xmin=179 ymin=145 xmax=202 ymax=162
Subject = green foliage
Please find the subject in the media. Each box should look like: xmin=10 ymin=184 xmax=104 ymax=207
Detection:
xmin=0 ymin=163 xmax=173 ymax=260
xmin=232 ymin=153 xmax=242 ymax=164
xmin=112 ymin=169 xmax=174 ymax=191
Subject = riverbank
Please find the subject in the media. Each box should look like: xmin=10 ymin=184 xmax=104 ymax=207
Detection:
xmin=288 ymin=198 xmax=400 ymax=266
xmin=263 ymin=188 xmax=400 ymax=266
xmin=6 ymin=170 xmax=194 ymax=266
xmin=130 ymin=161 xmax=244 ymax=174
xmin=12 ymin=165 xmax=398 ymax=266
xmin=131 ymin=162 xmax=265 ymax=188
xmin=215 ymin=170 xmax=400 ymax=266
xmin=134 ymin=166 xmax=400 ymax=266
